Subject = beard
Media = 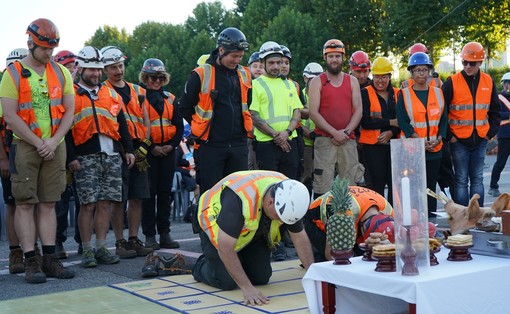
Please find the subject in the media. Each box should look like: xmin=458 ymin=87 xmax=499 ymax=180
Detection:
xmin=326 ymin=62 xmax=342 ymax=75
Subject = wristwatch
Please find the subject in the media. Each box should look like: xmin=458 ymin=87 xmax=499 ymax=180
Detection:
xmin=286 ymin=128 xmax=292 ymax=136
xmin=343 ymin=129 xmax=350 ymax=136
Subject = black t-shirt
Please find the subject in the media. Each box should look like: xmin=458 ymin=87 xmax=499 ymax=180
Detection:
xmin=111 ymin=83 xmax=132 ymax=106
xmin=216 ymin=187 xmax=304 ymax=240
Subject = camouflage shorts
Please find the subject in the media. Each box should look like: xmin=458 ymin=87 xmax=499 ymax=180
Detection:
xmin=74 ymin=153 xmax=122 ymax=204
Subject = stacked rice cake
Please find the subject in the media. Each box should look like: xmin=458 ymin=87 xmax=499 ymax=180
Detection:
xmin=446 ymin=234 xmax=473 ymax=247
xmin=372 ymin=244 xmax=396 ymax=257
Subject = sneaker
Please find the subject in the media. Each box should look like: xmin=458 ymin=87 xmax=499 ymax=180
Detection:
xmin=158 ymin=253 xmax=191 ymax=276
xmin=55 ymin=242 xmax=68 ymax=260
xmin=272 ymin=242 xmax=287 ymax=261
xmin=24 ymin=255 xmax=46 ymax=284
xmin=141 ymin=252 xmax=160 ymax=278
xmin=127 ymin=238 xmax=154 ymax=257
xmin=159 ymin=233 xmax=180 ymax=249
xmin=81 ymin=249 xmax=97 ymax=268
xmin=9 ymin=248 xmax=25 ymax=274
xmin=488 ymin=188 xmax=501 ymax=197
xmin=42 ymin=254 xmax=75 ymax=279
xmin=145 ymin=236 xmax=160 ymax=250
xmin=115 ymin=239 xmax=137 ymax=259
xmin=95 ymin=247 xmax=120 ymax=265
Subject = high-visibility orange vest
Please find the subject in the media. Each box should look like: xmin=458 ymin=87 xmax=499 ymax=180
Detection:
xmin=6 ymin=61 xmax=65 ymax=138
xmin=308 ymin=186 xmax=393 ymax=243
xmin=147 ymin=91 xmax=177 ymax=144
xmin=103 ymin=80 xmax=148 ymax=140
xmin=401 ymin=77 xmax=442 ymax=89
xmin=499 ymin=94 xmax=510 ymax=126
xmin=198 ymin=170 xmax=286 ymax=251
xmin=448 ymin=72 xmax=492 ymax=139
xmin=191 ymin=64 xmax=252 ymax=140
xmin=359 ymin=86 xmax=399 ymax=145
xmin=401 ymin=86 xmax=444 ymax=152
xmin=72 ymin=85 xmax=122 ymax=146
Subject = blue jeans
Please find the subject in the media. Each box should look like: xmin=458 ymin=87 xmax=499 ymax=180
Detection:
xmin=450 ymin=140 xmax=487 ymax=206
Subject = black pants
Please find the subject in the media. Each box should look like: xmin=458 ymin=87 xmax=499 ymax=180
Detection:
xmin=490 ymin=138 xmax=510 ymax=189
xmin=192 ymin=231 xmax=272 ymax=290
xmin=55 ymin=185 xmax=73 ymax=243
xmin=142 ymin=150 xmax=175 ymax=237
xmin=255 ymin=138 xmax=299 ymax=179
xmin=197 ymin=144 xmax=248 ymax=195
xmin=437 ymin=139 xmax=456 ymax=200
xmin=362 ymin=144 xmax=393 ymax=205
xmin=426 ymin=157 xmax=442 ymax=217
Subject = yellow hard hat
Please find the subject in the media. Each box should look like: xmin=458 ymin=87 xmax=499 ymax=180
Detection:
xmin=371 ymin=57 xmax=393 ymax=75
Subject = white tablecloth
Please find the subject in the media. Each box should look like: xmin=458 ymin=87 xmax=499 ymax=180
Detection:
xmin=302 ymin=250 xmax=510 ymax=314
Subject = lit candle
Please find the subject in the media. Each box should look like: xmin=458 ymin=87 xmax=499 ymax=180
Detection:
xmin=402 ymin=176 xmax=412 ymax=225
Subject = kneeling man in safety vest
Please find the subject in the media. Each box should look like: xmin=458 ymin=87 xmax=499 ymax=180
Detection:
xmin=192 ymin=170 xmax=314 ymax=306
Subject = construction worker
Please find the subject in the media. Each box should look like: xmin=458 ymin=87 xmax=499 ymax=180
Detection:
xmin=66 ymin=46 xmax=135 ymax=268
xmin=140 ymin=58 xmax=184 ymax=250
xmin=179 ymin=27 xmax=252 ymax=195
xmin=192 ymin=170 xmax=314 ymax=306
xmin=359 ymin=57 xmax=399 ymax=205
xmin=101 ymin=46 xmax=153 ymax=258
xmin=401 ymin=43 xmax=442 ymax=89
xmin=53 ymin=50 xmax=76 ymax=74
xmin=443 ymin=42 xmax=500 ymax=206
xmin=0 ymin=18 xmax=75 ymax=283
xmin=248 ymin=51 xmax=265 ymax=79
xmin=1 ymin=48 xmax=29 ymax=274
xmin=249 ymin=41 xmax=304 ymax=260
xmin=397 ymin=52 xmax=447 ymax=216
xmin=349 ymin=50 xmax=372 ymax=89
xmin=305 ymin=184 xmax=394 ymax=262
xmin=308 ymin=39 xmax=363 ymax=196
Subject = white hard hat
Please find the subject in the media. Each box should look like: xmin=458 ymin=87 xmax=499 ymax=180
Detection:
xmin=6 ymin=48 xmax=29 ymax=67
xmin=273 ymin=179 xmax=310 ymax=225
xmin=259 ymin=41 xmax=283 ymax=60
xmin=501 ymin=72 xmax=510 ymax=82
xmin=100 ymin=46 xmax=126 ymax=67
xmin=303 ymin=62 xmax=323 ymax=78
xmin=75 ymin=46 xmax=104 ymax=69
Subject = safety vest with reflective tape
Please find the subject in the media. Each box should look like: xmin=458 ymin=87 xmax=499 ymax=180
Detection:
xmin=308 ymin=186 xmax=393 ymax=242
xmin=401 ymin=77 xmax=442 ymax=89
xmin=192 ymin=64 xmax=252 ymax=140
xmin=72 ymin=85 xmax=121 ymax=146
xmin=198 ymin=170 xmax=287 ymax=251
xmin=498 ymin=94 xmax=510 ymax=126
xmin=401 ymin=86 xmax=444 ymax=152
xmin=359 ymin=86 xmax=399 ymax=144
xmin=147 ymin=92 xmax=176 ymax=144
xmin=301 ymin=87 xmax=315 ymax=146
xmin=103 ymin=80 xmax=148 ymax=140
xmin=448 ymin=72 xmax=492 ymax=139
xmin=6 ymin=61 xmax=65 ymax=138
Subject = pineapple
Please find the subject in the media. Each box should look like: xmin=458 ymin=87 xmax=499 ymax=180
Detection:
xmin=326 ymin=178 xmax=356 ymax=251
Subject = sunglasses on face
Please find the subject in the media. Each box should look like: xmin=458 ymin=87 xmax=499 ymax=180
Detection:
xmin=462 ymin=60 xmax=479 ymax=67
xmin=149 ymin=75 xmax=166 ymax=82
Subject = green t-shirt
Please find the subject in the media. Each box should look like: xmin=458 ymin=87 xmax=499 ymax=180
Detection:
xmin=250 ymin=75 xmax=303 ymax=142
xmin=0 ymin=62 xmax=74 ymax=138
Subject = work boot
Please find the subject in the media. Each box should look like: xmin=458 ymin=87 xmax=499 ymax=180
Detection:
xmin=115 ymin=239 xmax=137 ymax=259
xmin=272 ymin=242 xmax=287 ymax=261
xmin=55 ymin=241 xmax=68 ymax=260
xmin=145 ymin=236 xmax=160 ymax=250
xmin=95 ymin=247 xmax=120 ymax=265
xmin=158 ymin=253 xmax=191 ymax=276
xmin=141 ymin=252 xmax=160 ymax=278
xmin=159 ymin=233 xmax=179 ymax=249
xmin=42 ymin=254 xmax=75 ymax=279
xmin=81 ymin=249 xmax=97 ymax=268
xmin=127 ymin=237 xmax=154 ymax=256
xmin=24 ymin=255 xmax=46 ymax=284
xmin=9 ymin=248 xmax=25 ymax=274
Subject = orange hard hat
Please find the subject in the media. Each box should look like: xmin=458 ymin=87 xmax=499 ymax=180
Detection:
xmin=26 ymin=18 xmax=60 ymax=48
xmin=460 ymin=42 xmax=485 ymax=62
xmin=323 ymin=39 xmax=345 ymax=55
xmin=409 ymin=43 xmax=428 ymax=56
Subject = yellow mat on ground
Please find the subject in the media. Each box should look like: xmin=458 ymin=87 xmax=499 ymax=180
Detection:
xmin=110 ymin=260 xmax=310 ymax=313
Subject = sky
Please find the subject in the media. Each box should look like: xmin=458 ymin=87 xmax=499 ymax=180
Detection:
xmin=0 ymin=0 xmax=235 ymax=65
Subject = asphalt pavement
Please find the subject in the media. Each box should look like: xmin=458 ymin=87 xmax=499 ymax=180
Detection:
xmin=0 ymin=154 xmax=508 ymax=301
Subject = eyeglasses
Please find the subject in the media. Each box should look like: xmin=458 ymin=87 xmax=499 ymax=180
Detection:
xmin=411 ymin=68 xmax=430 ymax=74
xmin=27 ymin=25 xmax=59 ymax=46
xmin=149 ymin=75 xmax=166 ymax=82
xmin=38 ymin=79 xmax=48 ymax=95
xmin=462 ymin=60 xmax=479 ymax=67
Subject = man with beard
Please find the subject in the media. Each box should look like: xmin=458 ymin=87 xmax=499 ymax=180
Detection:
xmin=66 ymin=46 xmax=135 ymax=268
xmin=308 ymin=39 xmax=363 ymax=198
xmin=0 ymin=18 xmax=76 ymax=284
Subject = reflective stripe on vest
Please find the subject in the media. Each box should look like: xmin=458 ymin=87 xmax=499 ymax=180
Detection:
xmin=358 ymin=86 xmax=398 ymax=145
xmin=448 ymin=72 xmax=492 ymax=139
xmin=256 ymin=78 xmax=294 ymax=125
xmin=148 ymin=92 xmax=176 ymax=143
xmin=402 ymin=86 xmax=444 ymax=152
xmin=499 ymin=94 xmax=510 ymax=126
